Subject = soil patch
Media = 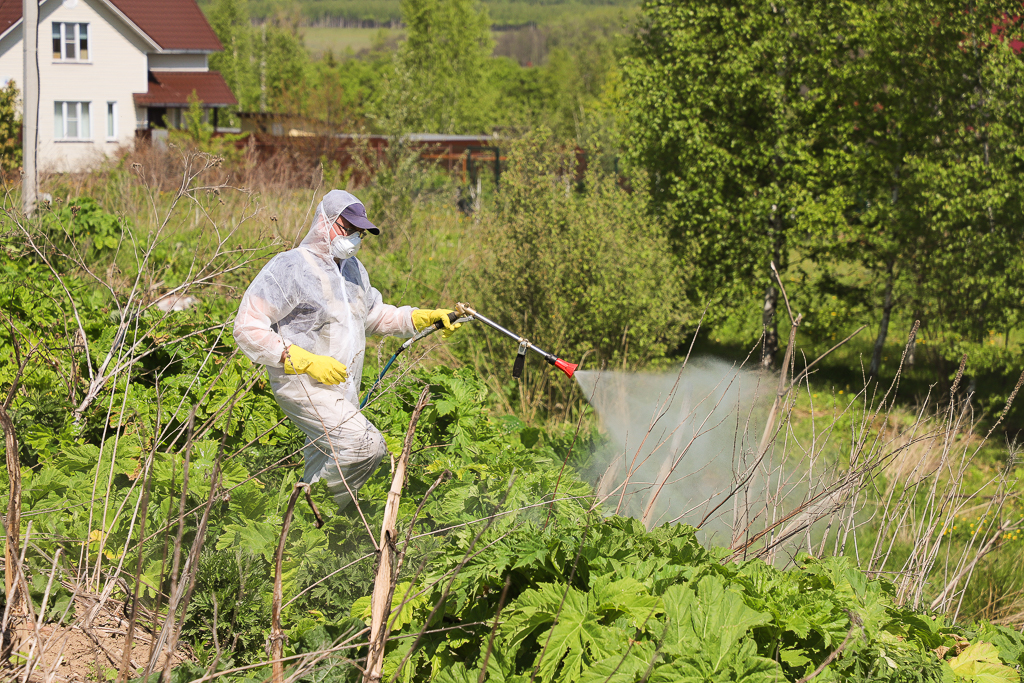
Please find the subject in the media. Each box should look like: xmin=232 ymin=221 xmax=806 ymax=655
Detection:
xmin=5 ymin=591 xmax=194 ymax=682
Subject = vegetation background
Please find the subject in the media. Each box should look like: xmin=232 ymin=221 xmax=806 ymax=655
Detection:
xmin=1 ymin=0 xmax=1023 ymax=680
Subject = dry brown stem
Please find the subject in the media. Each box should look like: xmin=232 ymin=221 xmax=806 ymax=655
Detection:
xmin=1 ymin=400 xmax=26 ymax=660
xmin=272 ymin=483 xmax=311 ymax=683
xmin=364 ymin=385 xmax=432 ymax=683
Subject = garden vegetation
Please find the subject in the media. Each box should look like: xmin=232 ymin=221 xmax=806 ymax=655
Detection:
xmin=0 ymin=0 xmax=1023 ymax=680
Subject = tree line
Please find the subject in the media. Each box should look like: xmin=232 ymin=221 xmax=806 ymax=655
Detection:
xmin=205 ymin=0 xmax=623 ymax=145
xmin=621 ymin=0 xmax=1024 ymax=389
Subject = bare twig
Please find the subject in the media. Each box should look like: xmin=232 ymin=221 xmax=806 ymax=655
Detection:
xmin=1 ymin=400 xmax=26 ymax=656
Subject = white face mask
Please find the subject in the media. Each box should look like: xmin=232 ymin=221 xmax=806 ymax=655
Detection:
xmin=330 ymin=233 xmax=361 ymax=260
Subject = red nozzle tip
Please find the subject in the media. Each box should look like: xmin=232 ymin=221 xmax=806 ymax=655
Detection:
xmin=554 ymin=358 xmax=578 ymax=378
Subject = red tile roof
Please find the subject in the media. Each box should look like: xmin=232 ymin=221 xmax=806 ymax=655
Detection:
xmin=108 ymin=0 xmax=221 ymax=52
xmin=0 ymin=0 xmax=30 ymax=37
xmin=134 ymin=71 xmax=237 ymax=107
xmin=0 ymin=0 xmax=222 ymax=52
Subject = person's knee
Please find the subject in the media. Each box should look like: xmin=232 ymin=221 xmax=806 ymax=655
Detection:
xmin=363 ymin=427 xmax=388 ymax=468
xmin=323 ymin=427 xmax=388 ymax=510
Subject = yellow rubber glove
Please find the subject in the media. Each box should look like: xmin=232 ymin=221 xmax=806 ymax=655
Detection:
xmin=283 ymin=345 xmax=348 ymax=385
xmin=411 ymin=309 xmax=461 ymax=339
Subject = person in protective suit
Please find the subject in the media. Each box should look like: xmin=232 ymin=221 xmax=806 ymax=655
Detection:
xmin=233 ymin=190 xmax=458 ymax=510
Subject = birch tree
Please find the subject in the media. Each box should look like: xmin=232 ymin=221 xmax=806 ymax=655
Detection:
xmin=621 ymin=0 xmax=853 ymax=367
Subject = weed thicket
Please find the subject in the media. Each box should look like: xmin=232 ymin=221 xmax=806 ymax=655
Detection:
xmin=0 ymin=144 xmax=1021 ymax=681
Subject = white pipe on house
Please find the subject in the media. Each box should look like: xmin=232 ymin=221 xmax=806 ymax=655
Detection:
xmin=22 ymin=0 xmax=39 ymax=216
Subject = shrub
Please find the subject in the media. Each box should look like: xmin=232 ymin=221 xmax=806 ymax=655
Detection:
xmin=0 ymin=79 xmax=20 ymax=176
xmin=182 ymin=550 xmax=272 ymax=665
xmin=38 ymin=195 xmax=125 ymax=261
xmin=474 ymin=129 xmax=692 ymax=411
xmin=168 ymin=93 xmax=246 ymax=165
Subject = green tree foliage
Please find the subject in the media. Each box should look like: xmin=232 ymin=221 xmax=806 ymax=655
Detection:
xmin=491 ymin=16 xmax=624 ymax=147
xmin=622 ymin=0 xmax=1024 ymax=390
xmin=620 ymin=0 xmax=851 ymax=367
xmin=201 ymin=0 xmax=627 ymax=139
xmin=378 ymin=0 xmax=496 ymax=133
xmin=0 ymin=79 xmax=21 ymax=176
xmin=896 ymin=26 xmax=1024 ymax=381
xmin=816 ymin=1 xmax=1024 ymax=380
xmin=169 ymin=93 xmax=246 ymax=161
xmin=207 ymin=0 xmax=309 ymax=119
xmin=277 ymin=48 xmax=387 ymax=128
xmin=202 ymin=0 xmax=419 ymax=131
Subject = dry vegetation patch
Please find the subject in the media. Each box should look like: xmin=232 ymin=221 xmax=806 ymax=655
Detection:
xmin=8 ymin=593 xmax=193 ymax=683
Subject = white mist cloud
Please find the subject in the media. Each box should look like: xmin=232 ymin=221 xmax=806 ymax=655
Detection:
xmin=576 ymin=358 xmax=774 ymax=545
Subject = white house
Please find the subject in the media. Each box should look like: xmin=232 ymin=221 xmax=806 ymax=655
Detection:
xmin=0 ymin=0 xmax=236 ymax=172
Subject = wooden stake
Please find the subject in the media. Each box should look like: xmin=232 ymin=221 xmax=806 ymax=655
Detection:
xmin=364 ymin=386 xmax=431 ymax=683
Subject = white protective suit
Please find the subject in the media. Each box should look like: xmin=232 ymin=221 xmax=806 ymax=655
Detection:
xmin=233 ymin=192 xmax=417 ymax=508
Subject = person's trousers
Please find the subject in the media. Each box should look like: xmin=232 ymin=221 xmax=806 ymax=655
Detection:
xmin=272 ymin=378 xmax=388 ymax=510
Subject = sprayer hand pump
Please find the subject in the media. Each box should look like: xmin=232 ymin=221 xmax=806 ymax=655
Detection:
xmin=454 ymin=302 xmax=578 ymax=379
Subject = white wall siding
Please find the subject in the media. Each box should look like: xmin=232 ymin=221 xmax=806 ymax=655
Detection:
xmin=0 ymin=0 xmax=152 ymax=172
xmin=0 ymin=21 xmax=24 ymax=91
xmin=148 ymin=53 xmax=208 ymax=71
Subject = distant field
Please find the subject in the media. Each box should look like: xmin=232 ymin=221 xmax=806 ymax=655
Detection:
xmin=200 ymin=0 xmax=636 ymax=27
xmin=302 ymin=27 xmax=403 ymax=58
xmin=301 ymin=5 xmax=634 ymax=63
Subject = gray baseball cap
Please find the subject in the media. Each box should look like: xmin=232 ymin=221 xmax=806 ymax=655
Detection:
xmin=322 ymin=190 xmax=380 ymax=234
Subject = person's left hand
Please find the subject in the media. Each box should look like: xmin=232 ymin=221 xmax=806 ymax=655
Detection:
xmin=411 ymin=309 xmax=461 ymax=339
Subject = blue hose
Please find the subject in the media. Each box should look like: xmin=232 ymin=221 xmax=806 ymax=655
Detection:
xmin=359 ymin=314 xmax=472 ymax=409
xmin=360 ymin=352 xmax=400 ymax=408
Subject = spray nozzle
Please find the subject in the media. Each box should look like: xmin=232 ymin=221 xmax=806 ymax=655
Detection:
xmin=553 ymin=358 xmax=578 ymax=378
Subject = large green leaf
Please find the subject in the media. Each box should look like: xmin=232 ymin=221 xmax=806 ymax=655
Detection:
xmin=947 ymin=642 xmax=1020 ymax=683
xmin=215 ymin=520 xmax=280 ymax=563
xmin=661 ymin=574 xmax=771 ymax=668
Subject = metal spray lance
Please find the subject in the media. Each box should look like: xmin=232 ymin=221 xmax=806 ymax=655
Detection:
xmin=454 ymin=302 xmax=578 ymax=379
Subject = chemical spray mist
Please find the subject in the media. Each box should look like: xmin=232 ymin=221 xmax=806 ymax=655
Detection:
xmin=576 ymin=358 xmax=774 ymax=546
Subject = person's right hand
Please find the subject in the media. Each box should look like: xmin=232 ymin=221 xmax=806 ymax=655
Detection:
xmin=411 ymin=309 xmax=461 ymax=339
xmin=283 ymin=345 xmax=348 ymax=385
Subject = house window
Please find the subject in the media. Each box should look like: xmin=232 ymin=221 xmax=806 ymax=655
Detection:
xmin=54 ymin=101 xmax=91 ymax=140
xmin=52 ymin=23 xmax=88 ymax=61
xmin=106 ymin=102 xmax=117 ymax=139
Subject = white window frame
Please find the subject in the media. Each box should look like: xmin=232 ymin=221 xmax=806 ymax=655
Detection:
xmin=106 ymin=101 xmax=118 ymax=140
xmin=52 ymin=22 xmax=89 ymax=62
xmin=54 ymin=101 xmax=92 ymax=141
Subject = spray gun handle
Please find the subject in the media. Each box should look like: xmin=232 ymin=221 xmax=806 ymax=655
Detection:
xmin=432 ymin=311 xmax=461 ymax=330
